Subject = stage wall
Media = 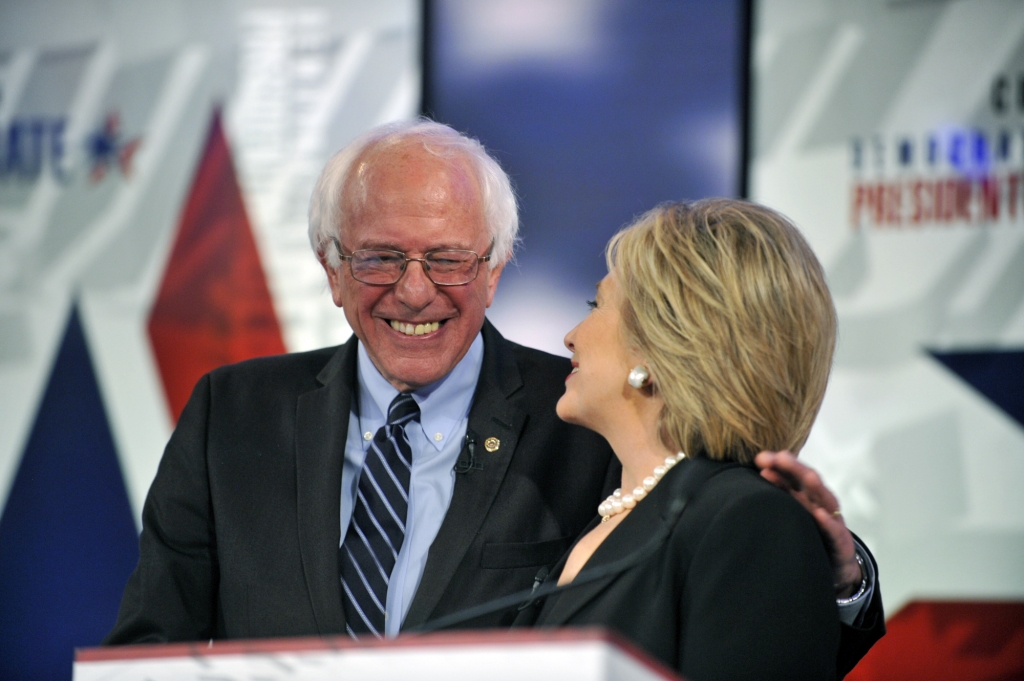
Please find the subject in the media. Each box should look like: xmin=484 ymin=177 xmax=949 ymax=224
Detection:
xmin=3 ymin=1 xmax=1022 ymax=680
xmin=750 ymin=1 xmax=1024 ymax=678
xmin=0 ymin=1 xmax=418 ymax=677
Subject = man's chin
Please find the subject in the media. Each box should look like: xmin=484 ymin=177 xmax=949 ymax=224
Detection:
xmin=377 ymin=354 xmax=459 ymax=392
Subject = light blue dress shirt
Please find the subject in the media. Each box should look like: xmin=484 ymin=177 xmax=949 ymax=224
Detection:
xmin=340 ymin=333 xmax=483 ymax=637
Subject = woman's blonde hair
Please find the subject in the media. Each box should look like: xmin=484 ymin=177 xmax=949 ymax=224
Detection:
xmin=608 ymin=198 xmax=836 ymax=464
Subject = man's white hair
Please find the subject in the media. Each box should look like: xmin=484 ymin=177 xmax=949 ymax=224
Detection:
xmin=308 ymin=118 xmax=518 ymax=270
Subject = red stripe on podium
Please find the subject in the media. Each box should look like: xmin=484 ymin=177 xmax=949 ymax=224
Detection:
xmin=847 ymin=600 xmax=1024 ymax=681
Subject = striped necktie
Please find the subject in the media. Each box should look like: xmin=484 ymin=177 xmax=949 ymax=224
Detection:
xmin=340 ymin=392 xmax=420 ymax=638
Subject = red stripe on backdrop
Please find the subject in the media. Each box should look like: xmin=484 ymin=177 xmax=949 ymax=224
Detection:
xmin=847 ymin=601 xmax=1024 ymax=681
xmin=148 ymin=110 xmax=286 ymax=422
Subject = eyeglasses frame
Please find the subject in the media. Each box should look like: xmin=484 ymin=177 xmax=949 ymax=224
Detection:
xmin=329 ymin=238 xmax=493 ymax=287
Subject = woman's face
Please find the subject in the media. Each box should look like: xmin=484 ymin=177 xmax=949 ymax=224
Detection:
xmin=557 ymin=273 xmax=639 ymax=434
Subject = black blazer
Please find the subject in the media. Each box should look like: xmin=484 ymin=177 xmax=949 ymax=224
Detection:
xmin=106 ymin=320 xmax=618 ymax=642
xmin=515 ymin=457 xmax=884 ymax=681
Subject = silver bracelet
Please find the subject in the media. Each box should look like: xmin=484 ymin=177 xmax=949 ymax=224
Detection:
xmin=835 ymin=554 xmax=867 ymax=605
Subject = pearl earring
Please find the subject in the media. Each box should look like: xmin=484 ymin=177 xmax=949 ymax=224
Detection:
xmin=627 ymin=365 xmax=650 ymax=389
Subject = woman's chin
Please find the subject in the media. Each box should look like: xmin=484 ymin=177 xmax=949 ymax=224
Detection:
xmin=557 ymin=399 xmax=597 ymax=433
xmin=555 ymin=396 xmax=579 ymax=425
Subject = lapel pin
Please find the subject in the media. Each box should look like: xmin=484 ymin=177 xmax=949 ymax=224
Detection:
xmin=484 ymin=437 xmax=500 ymax=452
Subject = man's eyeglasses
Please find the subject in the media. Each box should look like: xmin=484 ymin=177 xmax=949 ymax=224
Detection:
xmin=331 ymin=238 xmax=491 ymax=286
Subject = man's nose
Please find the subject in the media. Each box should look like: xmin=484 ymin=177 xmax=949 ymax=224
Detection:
xmin=393 ymin=259 xmax=436 ymax=308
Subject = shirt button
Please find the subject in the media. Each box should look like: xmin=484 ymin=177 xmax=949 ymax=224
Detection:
xmin=434 ymin=432 xmax=444 ymax=441
xmin=363 ymin=431 xmax=373 ymax=441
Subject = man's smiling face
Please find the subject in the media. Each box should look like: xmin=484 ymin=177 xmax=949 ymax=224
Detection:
xmin=323 ymin=140 xmax=504 ymax=392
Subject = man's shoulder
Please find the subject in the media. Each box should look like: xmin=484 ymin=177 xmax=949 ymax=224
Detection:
xmin=205 ymin=344 xmax=346 ymax=395
xmin=484 ymin=320 xmax=569 ymax=371
xmin=501 ymin=336 xmax=571 ymax=372
xmin=486 ymin=329 xmax=572 ymax=401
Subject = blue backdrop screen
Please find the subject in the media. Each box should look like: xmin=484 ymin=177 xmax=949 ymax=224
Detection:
xmin=425 ymin=0 xmax=747 ymax=353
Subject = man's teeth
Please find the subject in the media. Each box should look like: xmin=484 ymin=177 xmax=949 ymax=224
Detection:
xmin=571 ymin=367 xmax=579 ymax=373
xmin=390 ymin=320 xmax=441 ymax=336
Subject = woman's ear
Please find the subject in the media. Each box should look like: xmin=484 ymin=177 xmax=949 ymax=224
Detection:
xmin=627 ymin=365 xmax=651 ymax=389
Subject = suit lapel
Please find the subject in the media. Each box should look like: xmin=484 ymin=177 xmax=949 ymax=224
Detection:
xmin=403 ymin=321 xmax=527 ymax=628
xmin=295 ymin=337 xmax=358 ymax=634
xmin=538 ymin=458 xmax=722 ymax=625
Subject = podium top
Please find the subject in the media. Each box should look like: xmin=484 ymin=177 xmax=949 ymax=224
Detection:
xmin=75 ymin=628 xmax=684 ymax=681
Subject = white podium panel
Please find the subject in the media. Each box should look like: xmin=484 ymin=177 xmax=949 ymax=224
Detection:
xmin=75 ymin=629 xmax=682 ymax=681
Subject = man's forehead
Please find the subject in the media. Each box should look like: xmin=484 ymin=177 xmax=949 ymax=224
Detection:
xmin=341 ymin=141 xmax=487 ymax=243
xmin=354 ymin=140 xmax=478 ymax=199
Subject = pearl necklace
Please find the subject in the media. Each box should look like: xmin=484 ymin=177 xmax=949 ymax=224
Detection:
xmin=599 ymin=451 xmax=686 ymax=522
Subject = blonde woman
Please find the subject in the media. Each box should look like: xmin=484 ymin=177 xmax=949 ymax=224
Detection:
xmin=516 ymin=199 xmax=883 ymax=680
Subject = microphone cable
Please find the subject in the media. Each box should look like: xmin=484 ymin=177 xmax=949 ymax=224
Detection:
xmin=409 ymin=495 xmax=691 ymax=634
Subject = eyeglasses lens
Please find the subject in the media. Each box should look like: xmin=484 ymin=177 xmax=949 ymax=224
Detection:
xmin=350 ymin=250 xmax=479 ymax=285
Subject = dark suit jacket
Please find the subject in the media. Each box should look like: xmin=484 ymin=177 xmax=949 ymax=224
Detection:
xmin=105 ymin=320 xmax=618 ymax=642
xmin=514 ymin=457 xmax=885 ymax=681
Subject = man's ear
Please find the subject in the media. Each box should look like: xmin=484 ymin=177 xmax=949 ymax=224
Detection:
xmin=484 ymin=262 xmax=505 ymax=307
xmin=319 ymin=254 xmax=345 ymax=308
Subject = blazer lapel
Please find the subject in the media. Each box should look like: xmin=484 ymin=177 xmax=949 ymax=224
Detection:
xmin=403 ymin=320 xmax=527 ymax=628
xmin=538 ymin=458 xmax=724 ymax=626
xmin=295 ymin=337 xmax=358 ymax=634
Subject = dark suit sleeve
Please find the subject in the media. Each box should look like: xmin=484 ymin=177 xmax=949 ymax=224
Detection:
xmin=838 ymin=541 xmax=885 ymax=679
xmin=104 ymin=375 xmax=218 ymax=644
xmin=678 ymin=487 xmax=839 ymax=681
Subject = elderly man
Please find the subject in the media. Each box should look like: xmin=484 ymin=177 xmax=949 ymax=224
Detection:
xmin=107 ymin=121 xmax=881 ymax=674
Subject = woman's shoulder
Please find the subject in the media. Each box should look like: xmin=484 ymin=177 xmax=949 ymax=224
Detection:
xmin=667 ymin=461 xmax=840 ymax=681
xmin=667 ymin=459 xmax=837 ymax=625
xmin=675 ymin=461 xmax=824 ymax=545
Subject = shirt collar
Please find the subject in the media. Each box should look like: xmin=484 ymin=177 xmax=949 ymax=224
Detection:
xmin=356 ymin=332 xmax=484 ymax=453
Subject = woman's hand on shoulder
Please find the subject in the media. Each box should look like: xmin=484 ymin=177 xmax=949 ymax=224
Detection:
xmin=754 ymin=451 xmax=863 ymax=598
